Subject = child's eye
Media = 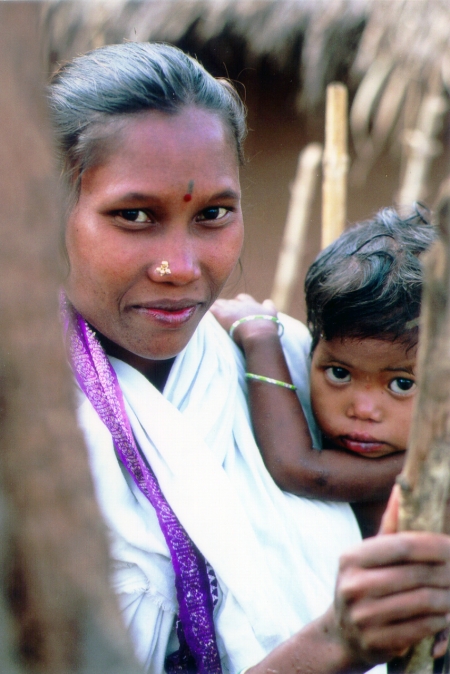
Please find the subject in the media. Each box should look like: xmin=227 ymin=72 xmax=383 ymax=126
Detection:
xmin=196 ymin=207 xmax=229 ymax=222
xmin=389 ymin=377 xmax=416 ymax=395
xmin=325 ymin=366 xmax=351 ymax=383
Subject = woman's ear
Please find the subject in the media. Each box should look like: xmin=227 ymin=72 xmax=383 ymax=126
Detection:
xmin=379 ymin=483 xmax=400 ymax=535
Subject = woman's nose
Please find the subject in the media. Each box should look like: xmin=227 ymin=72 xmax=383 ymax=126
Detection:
xmin=346 ymin=390 xmax=383 ymax=422
xmin=148 ymin=243 xmax=201 ymax=286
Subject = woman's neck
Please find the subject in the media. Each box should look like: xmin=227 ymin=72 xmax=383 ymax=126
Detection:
xmin=99 ymin=334 xmax=175 ymax=392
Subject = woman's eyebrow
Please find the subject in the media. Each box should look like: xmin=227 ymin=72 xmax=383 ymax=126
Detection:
xmin=108 ymin=189 xmax=241 ymax=204
xmin=211 ymin=189 xmax=241 ymax=200
xmin=109 ymin=191 xmax=158 ymax=204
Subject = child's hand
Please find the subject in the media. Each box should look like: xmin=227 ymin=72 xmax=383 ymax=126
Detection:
xmin=211 ymin=294 xmax=279 ymax=348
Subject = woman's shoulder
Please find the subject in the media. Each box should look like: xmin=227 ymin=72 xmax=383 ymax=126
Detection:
xmin=278 ymin=313 xmax=312 ymax=353
xmin=278 ymin=313 xmax=321 ymax=448
xmin=278 ymin=313 xmax=312 ymax=382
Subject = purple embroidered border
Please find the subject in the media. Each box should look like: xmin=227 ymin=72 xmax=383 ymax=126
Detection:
xmin=61 ymin=296 xmax=222 ymax=674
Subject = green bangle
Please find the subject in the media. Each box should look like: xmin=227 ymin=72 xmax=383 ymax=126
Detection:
xmin=229 ymin=314 xmax=284 ymax=340
xmin=245 ymin=373 xmax=297 ymax=390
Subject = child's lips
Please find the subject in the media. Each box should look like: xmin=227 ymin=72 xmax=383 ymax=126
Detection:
xmin=339 ymin=435 xmax=387 ymax=454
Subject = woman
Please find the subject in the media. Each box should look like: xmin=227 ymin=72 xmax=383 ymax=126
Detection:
xmin=50 ymin=42 xmax=450 ymax=674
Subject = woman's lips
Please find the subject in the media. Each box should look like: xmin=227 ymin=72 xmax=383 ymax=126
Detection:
xmin=133 ymin=302 xmax=200 ymax=326
xmin=338 ymin=435 xmax=387 ymax=454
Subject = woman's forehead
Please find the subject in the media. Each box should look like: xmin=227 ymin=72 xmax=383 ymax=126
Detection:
xmin=78 ymin=107 xmax=241 ymax=202
xmin=100 ymin=106 xmax=236 ymax=157
xmin=94 ymin=107 xmax=236 ymax=171
xmin=121 ymin=106 xmax=233 ymax=148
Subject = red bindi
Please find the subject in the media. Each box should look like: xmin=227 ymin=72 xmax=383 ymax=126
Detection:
xmin=183 ymin=180 xmax=194 ymax=202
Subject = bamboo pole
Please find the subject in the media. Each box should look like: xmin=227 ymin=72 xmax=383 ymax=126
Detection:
xmin=397 ymin=92 xmax=447 ymax=207
xmin=270 ymin=143 xmax=322 ymax=312
xmin=321 ymin=83 xmax=349 ymax=249
xmin=395 ymin=194 xmax=450 ymax=673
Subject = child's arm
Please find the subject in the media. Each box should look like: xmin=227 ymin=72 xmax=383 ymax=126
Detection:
xmin=211 ymin=294 xmax=404 ymax=503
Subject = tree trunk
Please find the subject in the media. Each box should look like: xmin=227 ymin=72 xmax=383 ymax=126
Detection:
xmin=0 ymin=4 xmax=143 ymax=672
xmin=395 ymin=195 xmax=450 ymax=673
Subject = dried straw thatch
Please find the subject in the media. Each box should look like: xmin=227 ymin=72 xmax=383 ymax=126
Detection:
xmin=43 ymin=0 xmax=450 ymax=197
xmin=43 ymin=0 xmax=367 ymax=101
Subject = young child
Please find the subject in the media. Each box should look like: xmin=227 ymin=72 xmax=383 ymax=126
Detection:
xmin=211 ymin=206 xmax=436 ymax=537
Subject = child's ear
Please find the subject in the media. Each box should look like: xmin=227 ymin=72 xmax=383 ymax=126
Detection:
xmin=378 ymin=484 xmax=399 ymax=535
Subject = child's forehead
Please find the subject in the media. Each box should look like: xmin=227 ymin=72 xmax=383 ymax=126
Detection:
xmin=314 ymin=336 xmax=417 ymax=373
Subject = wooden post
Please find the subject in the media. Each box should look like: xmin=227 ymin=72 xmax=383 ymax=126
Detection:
xmin=397 ymin=93 xmax=448 ymax=207
xmin=321 ymin=83 xmax=349 ymax=249
xmin=395 ymin=194 xmax=450 ymax=673
xmin=0 ymin=4 xmax=143 ymax=672
xmin=271 ymin=143 xmax=322 ymax=312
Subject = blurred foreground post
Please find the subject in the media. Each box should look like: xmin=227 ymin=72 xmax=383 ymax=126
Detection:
xmin=321 ymin=83 xmax=349 ymax=249
xmin=271 ymin=143 xmax=322 ymax=312
xmin=0 ymin=4 xmax=142 ymax=672
xmin=396 ymin=193 xmax=450 ymax=673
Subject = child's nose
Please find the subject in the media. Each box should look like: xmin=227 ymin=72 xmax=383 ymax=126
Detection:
xmin=346 ymin=390 xmax=383 ymax=422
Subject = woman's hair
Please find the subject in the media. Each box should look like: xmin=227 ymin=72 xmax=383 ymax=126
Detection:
xmin=49 ymin=42 xmax=247 ymax=203
xmin=305 ymin=205 xmax=437 ymax=351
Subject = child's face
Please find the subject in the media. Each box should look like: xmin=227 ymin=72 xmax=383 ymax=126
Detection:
xmin=310 ymin=337 xmax=417 ymax=458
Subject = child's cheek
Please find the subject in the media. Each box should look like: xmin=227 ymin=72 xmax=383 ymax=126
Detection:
xmin=310 ymin=386 xmax=340 ymax=445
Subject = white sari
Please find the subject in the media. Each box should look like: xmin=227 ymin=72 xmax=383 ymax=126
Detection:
xmin=77 ymin=312 xmax=363 ymax=673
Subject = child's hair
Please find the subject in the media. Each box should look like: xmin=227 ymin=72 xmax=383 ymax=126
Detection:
xmin=305 ymin=205 xmax=437 ymax=351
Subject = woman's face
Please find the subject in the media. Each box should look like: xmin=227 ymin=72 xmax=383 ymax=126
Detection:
xmin=65 ymin=106 xmax=243 ymax=369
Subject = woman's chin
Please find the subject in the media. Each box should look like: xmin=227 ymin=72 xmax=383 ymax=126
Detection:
xmin=101 ymin=327 xmax=197 ymax=367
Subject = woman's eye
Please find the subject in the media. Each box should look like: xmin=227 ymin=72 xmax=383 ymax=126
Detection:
xmin=117 ymin=209 xmax=150 ymax=224
xmin=324 ymin=366 xmax=351 ymax=383
xmin=389 ymin=377 xmax=416 ymax=395
xmin=196 ymin=206 xmax=229 ymax=222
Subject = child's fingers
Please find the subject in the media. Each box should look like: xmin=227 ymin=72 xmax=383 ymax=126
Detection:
xmin=262 ymin=298 xmax=278 ymax=314
xmin=210 ymin=300 xmax=235 ymax=331
xmin=210 ymin=299 xmax=227 ymax=316
xmin=235 ymin=293 xmax=257 ymax=302
xmin=210 ymin=295 xmax=278 ymax=341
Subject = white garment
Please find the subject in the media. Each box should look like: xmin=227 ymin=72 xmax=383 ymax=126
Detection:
xmin=78 ymin=312 xmax=364 ymax=674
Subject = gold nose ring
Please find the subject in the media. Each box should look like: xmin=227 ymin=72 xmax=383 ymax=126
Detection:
xmin=156 ymin=260 xmax=171 ymax=276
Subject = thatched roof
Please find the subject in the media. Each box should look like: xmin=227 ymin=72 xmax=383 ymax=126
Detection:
xmin=43 ymin=0 xmax=450 ymax=191
xmin=44 ymin=0 xmax=368 ymax=103
xmin=43 ymin=1 xmax=450 ymax=93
